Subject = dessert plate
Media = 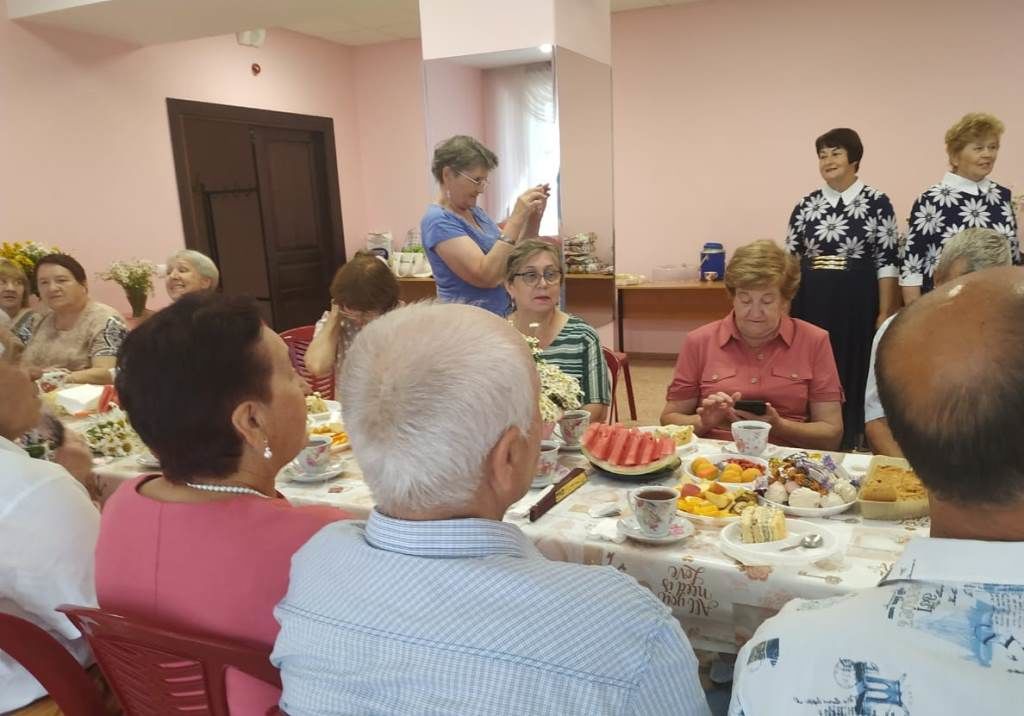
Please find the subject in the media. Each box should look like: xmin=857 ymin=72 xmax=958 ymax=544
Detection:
xmin=719 ymin=519 xmax=838 ymax=566
xmin=759 ymin=496 xmax=856 ymax=518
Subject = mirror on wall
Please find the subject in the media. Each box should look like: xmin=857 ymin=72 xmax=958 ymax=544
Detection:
xmin=422 ymin=46 xmax=615 ymax=339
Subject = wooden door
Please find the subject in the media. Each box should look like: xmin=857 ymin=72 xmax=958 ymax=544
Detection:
xmin=167 ymin=99 xmax=345 ymax=330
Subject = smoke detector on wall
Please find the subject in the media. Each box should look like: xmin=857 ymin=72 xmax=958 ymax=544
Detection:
xmin=236 ymin=29 xmax=267 ymax=48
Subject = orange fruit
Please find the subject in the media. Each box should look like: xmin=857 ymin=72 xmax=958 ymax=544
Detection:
xmin=696 ymin=464 xmax=718 ymax=480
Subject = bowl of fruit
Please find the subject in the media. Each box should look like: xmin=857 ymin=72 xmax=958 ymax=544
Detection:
xmin=677 ymin=481 xmax=759 ymax=524
xmin=685 ymin=454 xmax=767 ymax=489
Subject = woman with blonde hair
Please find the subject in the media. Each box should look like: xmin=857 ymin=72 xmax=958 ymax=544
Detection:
xmin=0 ymin=258 xmax=40 ymax=344
xmin=900 ymin=112 xmax=1019 ymax=301
xmin=660 ymin=240 xmax=843 ymax=450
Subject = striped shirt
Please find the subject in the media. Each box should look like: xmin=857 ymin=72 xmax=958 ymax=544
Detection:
xmin=540 ymin=315 xmax=611 ymax=406
xmin=272 ymin=510 xmax=709 ymax=715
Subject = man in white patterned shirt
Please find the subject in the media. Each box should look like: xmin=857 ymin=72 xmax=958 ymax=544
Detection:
xmin=731 ymin=266 xmax=1024 ymax=715
xmin=272 ymin=303 xmax=709 ymax=715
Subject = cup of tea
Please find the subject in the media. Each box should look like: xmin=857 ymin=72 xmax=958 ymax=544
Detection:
xmin=534 ymin=440 xmax=560 ymax=487
xmin=296 ymin=435 xmax=332 ymax=475
xmin=38 ymin=369 xmax=69 ymax=393
xmin=731 ymin=420 xmax=772 ymax=456
xmin=558 ymin=410 xmax=590 ymax=448
xmin=628 ymin=486 xmax=680 ymax=537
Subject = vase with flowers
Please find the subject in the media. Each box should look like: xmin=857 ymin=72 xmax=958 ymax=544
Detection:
xmin=516 ymin=321 xmax=583 ymax=438
xmin=0 ymin=241 xmax=60 ymax=294
xmin=98 ymin=259 xmax=156 ymax=318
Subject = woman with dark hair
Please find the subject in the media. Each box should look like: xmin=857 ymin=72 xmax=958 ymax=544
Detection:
xmin=785 ymin=128 xmax=899 ymax=449
xmin=304 ymin=251 xmax=400 ymax=390
xmin=421 ymin=135 xmax=550 ymax=315
xmin=94 ymin=292 xmax=348 ymax=714
xmin=20 ymin=253 xmax=127 ymax=385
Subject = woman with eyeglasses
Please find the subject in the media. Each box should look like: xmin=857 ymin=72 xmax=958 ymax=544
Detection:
xmin=305 ymin=251 xmax=400 ymax=391
xmin=421 ymin=135 xmax=550 ymax=315
xmin=506 ymin=239 xmax=610 ymax=422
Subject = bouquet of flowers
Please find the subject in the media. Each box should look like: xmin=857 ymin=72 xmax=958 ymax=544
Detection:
xmin=516 ymin=324 xmax=583 ymax=423
xmin=82 ymin=408 xmax=141 ymax=458
xmin=97 ymin=259 xmax=156 ymax=317
xmin=0 ymin=241 xmax=60 ymax=289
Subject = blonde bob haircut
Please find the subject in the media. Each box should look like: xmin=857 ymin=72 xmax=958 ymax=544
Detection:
xmin=0 ymin=259 xmax=31 ymax=308
xmin=505 ymin=238 xmax=561 ymax=282
xmin=724 ymin=240 xmax=801 ymax=301
xmin=945 ymin=112 xmax=1004 ymax=158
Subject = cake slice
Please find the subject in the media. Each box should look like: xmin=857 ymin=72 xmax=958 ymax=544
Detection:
xmin=739 ymin=506 xmax=788 ymax=544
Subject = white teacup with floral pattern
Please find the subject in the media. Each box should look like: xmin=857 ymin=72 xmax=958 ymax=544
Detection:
xmin=731 ymin=420 xmax=772 ymax=456
xmin=628 ymin=487 xmax=680 ymax=537
xmin=296 ymin=436 xmax=332 ymax=475
xmin=557 ymin=410 xmax=590 ymax=447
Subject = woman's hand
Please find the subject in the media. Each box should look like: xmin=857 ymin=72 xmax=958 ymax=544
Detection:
xmin=696 ymin=391 xmax=740 ymax=431
xmin=513 ymin=186 xmax=549 ymax=220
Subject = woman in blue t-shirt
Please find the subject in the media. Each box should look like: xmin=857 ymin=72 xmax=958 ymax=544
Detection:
xmin=421 ymin=135 xmax=549 ymax=315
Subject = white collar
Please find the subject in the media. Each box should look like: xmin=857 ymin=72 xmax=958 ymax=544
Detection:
xmin=881 ymin=536 xmax=1024 ymax=587
xmin=0 ymin=435 xmax=27 ymax=455
xmin=821 ymin=179 xmax=864 ymax=208
xmin=941 ymin=171 xmax=992 ymax=196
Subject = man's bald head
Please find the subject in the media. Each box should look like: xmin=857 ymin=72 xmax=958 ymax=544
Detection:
xmin=878 ymin=266 xmax=1024 ymax=503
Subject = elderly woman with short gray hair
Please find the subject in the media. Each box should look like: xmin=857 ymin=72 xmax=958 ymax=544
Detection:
xmin=420 ymin=135 xmax=550 ymax=315
xmin=865 ymin=226 xmax=1014 ymax=456
xmin=165 ymin=249 xmax=219 ymax=301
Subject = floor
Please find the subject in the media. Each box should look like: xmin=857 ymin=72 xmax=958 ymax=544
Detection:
xmin=610 ymin=357 xmax=676 ymax=426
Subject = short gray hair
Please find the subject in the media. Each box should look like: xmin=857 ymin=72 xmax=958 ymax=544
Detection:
xmin=340 ymin=302 xmax=536 ymax=514
xmin=431 ymin=135 xmax=498 ymax=183
xmin=934 ymin=228 xmax=1013 ymax=281
xmin=167 ymin=250 xmax=220 ymax=289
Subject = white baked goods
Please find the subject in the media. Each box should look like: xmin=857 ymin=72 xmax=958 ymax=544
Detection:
xmin=788 ymin=487 xmax=822 ymax=509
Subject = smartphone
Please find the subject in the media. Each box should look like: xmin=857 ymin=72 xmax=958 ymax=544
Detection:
xmin=734 ymin=399 xmax=767 ymax=415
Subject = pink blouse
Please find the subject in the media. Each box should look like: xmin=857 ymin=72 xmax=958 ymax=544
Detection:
xmin=666 ymin=313 xmax=843 ymax=444
xmin=95 ymin=476 xmax=348 ymax=714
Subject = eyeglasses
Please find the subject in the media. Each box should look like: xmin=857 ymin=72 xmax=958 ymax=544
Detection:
xmin=512 ymin=269 xmax=563 ymax=287
xmin=456 ymin=170 xmax=489 ymax=188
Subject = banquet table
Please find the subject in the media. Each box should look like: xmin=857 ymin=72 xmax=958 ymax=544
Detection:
xmin=88 ymin=434 xmax=929 ymax=654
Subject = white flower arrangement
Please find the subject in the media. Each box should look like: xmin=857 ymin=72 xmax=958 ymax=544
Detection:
xmin=515 ymin=323 xmax=583 ymax=423
xmin=82 ymin=407 xmax=141 ymax=458
xmin=97 ymin=259 xmax=157 ymax=295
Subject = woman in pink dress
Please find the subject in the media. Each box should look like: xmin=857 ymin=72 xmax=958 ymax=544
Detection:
xmin=95 ymin=293 xmax=349 ymax=714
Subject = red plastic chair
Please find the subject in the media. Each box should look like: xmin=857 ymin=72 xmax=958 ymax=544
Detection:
xmin=280 ymin=325 xmax=335 ymax=400
xmin=0 ymin=612 xmax=107 ymax=716
xmin=58 ymin=605 xmax=281 ymax=716
xmin=602 ymin=347 xmax=638 ymax=423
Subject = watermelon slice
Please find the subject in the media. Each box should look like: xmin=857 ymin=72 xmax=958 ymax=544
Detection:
xmin=581 ymin=425 xmax=681 ymax=476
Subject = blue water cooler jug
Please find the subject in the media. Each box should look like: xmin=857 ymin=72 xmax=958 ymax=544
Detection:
xmin=700 ymin=242 xmax=726 ymax=281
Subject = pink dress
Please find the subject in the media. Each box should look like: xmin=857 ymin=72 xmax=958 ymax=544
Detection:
xmin=95 ymin=476 xmax=347 ymax=714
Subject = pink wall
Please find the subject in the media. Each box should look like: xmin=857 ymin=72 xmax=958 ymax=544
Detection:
xmin=0 ymin=20 xmax=367 ymax=312
xmin=423 ymin=58 xmax=485 ymax=209
xmin=612 ymin=0 xmax=1024 ymax=353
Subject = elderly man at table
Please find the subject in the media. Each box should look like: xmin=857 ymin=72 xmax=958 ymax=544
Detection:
xmin=730 ymin=266 xmax=1024 ymax=715
xmin=864 ymin=227 xmax=1013 ymax=456
xmin=272 ymin=302 xmax=710 ymax=715
xmin=0 ymin=364 xmax=105 ymax=713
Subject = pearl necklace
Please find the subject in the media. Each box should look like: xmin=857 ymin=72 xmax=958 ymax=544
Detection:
xmin=184 ymin=482 xmax=270 ymax=498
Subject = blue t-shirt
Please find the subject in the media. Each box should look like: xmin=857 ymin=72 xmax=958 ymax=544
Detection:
xmin=420 ymin=204 xmax=509 ymax=316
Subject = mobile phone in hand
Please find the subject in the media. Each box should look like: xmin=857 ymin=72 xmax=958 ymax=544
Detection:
xmin=734 ymin=399 xmax=767 ymax=415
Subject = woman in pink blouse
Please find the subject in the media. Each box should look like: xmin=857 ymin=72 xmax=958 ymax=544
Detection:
xmin=660 ymin=240 xmax=844 ymax=450
xmin=95 ymin=293 xmax=348 ymax=714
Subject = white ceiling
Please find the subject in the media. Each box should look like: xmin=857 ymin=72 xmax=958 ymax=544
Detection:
xmin=7 ymin=0 xmax=699 ymax=47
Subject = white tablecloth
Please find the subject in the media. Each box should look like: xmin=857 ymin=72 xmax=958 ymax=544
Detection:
xmin=90 ymin=436 xmax=928 ymax=653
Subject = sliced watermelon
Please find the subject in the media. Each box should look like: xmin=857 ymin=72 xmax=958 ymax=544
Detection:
xmin=581 ymin=425 xmax=682 ymax=476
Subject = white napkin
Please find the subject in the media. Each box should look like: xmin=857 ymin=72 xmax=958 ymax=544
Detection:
xmin=585 ymin=519 xmax=627 ymax=544
xmin=55 ymin=384 xmax=105 ymax=414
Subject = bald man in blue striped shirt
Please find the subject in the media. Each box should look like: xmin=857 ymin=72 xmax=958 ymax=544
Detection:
xmin=272 ymin=303 xmax=709 ymax=715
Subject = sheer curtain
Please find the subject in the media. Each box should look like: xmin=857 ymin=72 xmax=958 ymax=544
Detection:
xmin=483 ymin=62 xmax=559 ymax=236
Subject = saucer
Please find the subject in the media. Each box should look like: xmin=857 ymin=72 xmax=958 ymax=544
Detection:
xmin=617 ymin=515 xmax=695 ymax=545
xmin=558 ymin=442 xmax=583 ymax=453
xmin=282 ymin=458 xmax=347 ymax=483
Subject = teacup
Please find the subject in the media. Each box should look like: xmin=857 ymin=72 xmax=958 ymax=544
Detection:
xmin=628 ymin=486 xmax=680 ymax=537
xmin=39 ymin=369 xmax=69 ymax=393
xmin=731 ymin=420 xmax=772 ymax=456
xmin=558 ymin=410 xmax=590 ymax=447
xmin=295 ymin=436 xmax=332 ymax=475
xmin=534 ymin=440 xmax=560 ymax=487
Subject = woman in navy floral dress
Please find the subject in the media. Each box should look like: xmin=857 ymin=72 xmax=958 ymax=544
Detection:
xmin=900 ymin=112 xmax=1019 ymax=301
xmin=786 ymin=128 xmax=899 ymax=449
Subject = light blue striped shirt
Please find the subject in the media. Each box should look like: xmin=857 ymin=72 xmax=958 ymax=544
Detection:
xmin=272 ymin=510 xmax=709 ymax=715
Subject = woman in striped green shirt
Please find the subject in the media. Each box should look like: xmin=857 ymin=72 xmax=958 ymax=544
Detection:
xmin=505 ymin=240 xmax=611 ymax=422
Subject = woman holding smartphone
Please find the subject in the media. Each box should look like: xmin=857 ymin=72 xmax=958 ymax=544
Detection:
xmin=659 ymin=240 xmax=844 ymax=450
